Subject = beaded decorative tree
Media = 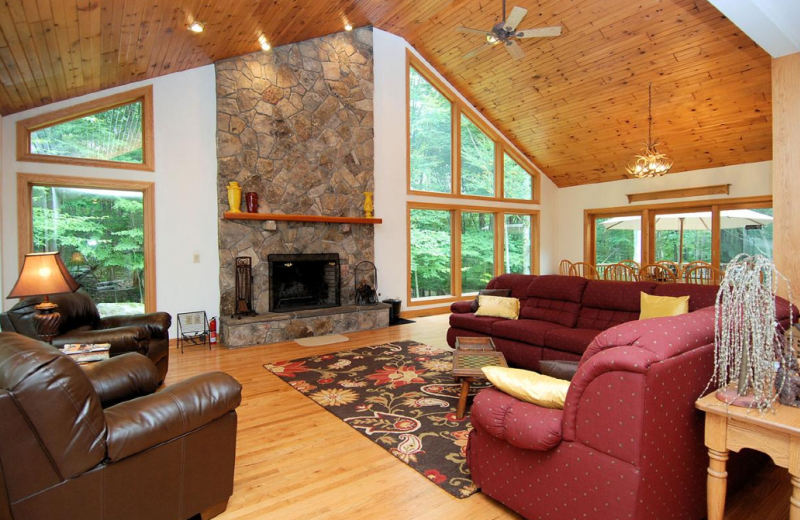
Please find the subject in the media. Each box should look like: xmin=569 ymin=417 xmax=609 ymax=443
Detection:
xmin=709 ymin=254 xmax=797 ymax=412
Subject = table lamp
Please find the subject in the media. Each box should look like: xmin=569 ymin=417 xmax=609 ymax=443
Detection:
xmin=6 ymin=252 xmax=80 ymax=343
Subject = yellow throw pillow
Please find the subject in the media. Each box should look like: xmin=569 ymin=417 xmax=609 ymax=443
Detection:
xmin=474 ymin=295 xmax=520 ymax=320
xmin=482 ymin=366 xmax=570 ymax=409
xmin=639 ymin=292 xmax=690 ymax=320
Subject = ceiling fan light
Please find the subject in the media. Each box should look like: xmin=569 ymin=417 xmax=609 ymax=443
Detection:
xmin=486 ymin=34 xmax=499 ymax=44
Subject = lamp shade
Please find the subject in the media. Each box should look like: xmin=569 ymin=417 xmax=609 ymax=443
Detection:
xmin=6 ymin=252 xmax=80 ymax=299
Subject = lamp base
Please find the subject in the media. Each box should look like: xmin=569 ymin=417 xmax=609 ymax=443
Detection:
xmin=33 ymin=300 xmax=61 ymax=344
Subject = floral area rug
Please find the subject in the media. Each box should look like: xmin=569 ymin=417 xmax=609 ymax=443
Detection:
xmin=264 ymin=340 xmax=489 ymax=498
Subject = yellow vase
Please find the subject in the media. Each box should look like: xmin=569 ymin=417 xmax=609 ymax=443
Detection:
xmin=227 ymin=181 xmax=242 ymax=213
xmin=363 ymin=191 xmax=374 ymax=218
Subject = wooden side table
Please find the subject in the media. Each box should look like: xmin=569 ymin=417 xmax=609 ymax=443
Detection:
xmin=452 ymin=349 xmax=507 ymax=419
xmin=696 ymin=392 xmax=800 ymax=520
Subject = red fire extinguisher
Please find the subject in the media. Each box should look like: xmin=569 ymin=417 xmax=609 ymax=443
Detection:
xmin=209 ymin=317 xmax=217 ymax=345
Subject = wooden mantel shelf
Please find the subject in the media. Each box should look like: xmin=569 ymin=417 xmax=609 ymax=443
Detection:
xmin=223 ymin=212 xmax=382 ymax=224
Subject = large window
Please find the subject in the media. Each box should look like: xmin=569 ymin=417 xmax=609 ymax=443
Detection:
xmin=594 ymin=215 xmax=642 ymax=274
xmin=410 ymin=209 xmax=453 ymax=299
xmin=17 ymin=86 xmax=154 ymax=171
xmin=407 ymin=53 xmax=538 ymax=202
xmin=409 ymin=203 xmax=538 ymax=304
xmin=460 ymin=116 xmax=495 ymax=197
xmin=461 ymin=212 xmax=495 ymax=293
xmin=409 ymin=68 xmax=452 ymax=194
xmin=18 ymin=174 xmax=156 ymax=315
xmin=586 ymin=197 xmax=773 ymax=275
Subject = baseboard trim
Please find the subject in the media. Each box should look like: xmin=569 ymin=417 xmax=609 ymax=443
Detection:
xmin=400 ymin=306 xmax=451 ymax=319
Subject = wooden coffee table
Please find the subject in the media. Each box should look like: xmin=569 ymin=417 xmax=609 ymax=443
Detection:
xmin=452 ymin=348 xmax=507 ymax=419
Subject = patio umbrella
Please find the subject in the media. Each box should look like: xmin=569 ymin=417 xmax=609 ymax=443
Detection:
xmin=600 ymin=209 xmax=773 ymax=264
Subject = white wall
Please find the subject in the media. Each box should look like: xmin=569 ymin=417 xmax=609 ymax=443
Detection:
xmin=373 ymin=29 xmax=560 ymax=312
xmin=1 ymin=66 xmax=219 ymax=336
xmin=556 ymin=161 xmax=773 ymax=263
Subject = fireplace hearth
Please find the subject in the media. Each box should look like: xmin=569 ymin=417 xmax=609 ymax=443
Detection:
xmin=269 ymin=254 xmax=341 ymax=313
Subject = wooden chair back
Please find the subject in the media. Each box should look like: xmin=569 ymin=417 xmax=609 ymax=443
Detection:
xmin=656 ymin=260 xmax=683 ymax=278
xmin=559 ymin=259 xmax=573 ymax=276
xmin=569 ymin=262 xmax=598 ymax=280
xmin=603 ymin=263 xmax=639 ymax=282
xmin=683 ymin=264 xmax=720 ymax=285
xmin=639 ymin=263 xmax=678 ymax=283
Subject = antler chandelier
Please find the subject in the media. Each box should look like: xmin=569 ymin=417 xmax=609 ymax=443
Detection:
xmin=626 ymin=83 xmax=673 ymax=178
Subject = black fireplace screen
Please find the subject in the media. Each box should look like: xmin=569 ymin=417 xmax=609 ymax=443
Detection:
xmin=268 ymin=253 xmax=341 ymax=312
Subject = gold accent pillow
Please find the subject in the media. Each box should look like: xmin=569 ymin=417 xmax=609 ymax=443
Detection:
xmin=482 ymin=366 xmax=570 ymax=409
xmin=639 ymin=292 xmax=690 ymax=320
xmin=474 ymin=295 xmax=520 ymax=320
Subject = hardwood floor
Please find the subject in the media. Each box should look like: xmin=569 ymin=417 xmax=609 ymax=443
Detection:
xmin=168 ymin=314 xmax=789 ymax=520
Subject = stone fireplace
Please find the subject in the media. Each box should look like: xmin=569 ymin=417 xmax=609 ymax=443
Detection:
xmin=215 ymin=27 xmax=388 ymax=348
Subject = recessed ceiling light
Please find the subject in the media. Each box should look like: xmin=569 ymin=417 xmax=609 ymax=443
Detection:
xmin=258 ymin=35 xmax=271 ymax=51
xmin=344 ymin=23 xmax=353 ymax=31
xmin=188 ymin=21 xmax=205 ymax=33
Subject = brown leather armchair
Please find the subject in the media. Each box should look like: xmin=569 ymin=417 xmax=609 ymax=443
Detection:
xmin=0 ymin=332 xmax=241 ymax=520
xmin=0 ymin=291 xmax=171 ymax=382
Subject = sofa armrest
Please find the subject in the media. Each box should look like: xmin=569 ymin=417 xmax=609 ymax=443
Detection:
xmin=53 ymin=326 xmax=150 ymax=356
xmin=451 ymin=300 xmax=473 ymax=314
xmin=470 ymin=388 xmax=563 ymax=451
xmin=98 ymin=312 xmax=172 ymax=339
xmin=539 ymin=360 xmax=579 ymax=381
xmin=104 ymin=372 xmax=242 ymax=462
xmin=82 ymin=353 xmax=160 ymax=408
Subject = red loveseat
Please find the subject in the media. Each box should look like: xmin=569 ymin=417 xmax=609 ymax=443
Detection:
xmin=448 ymin=274 xmax=748 ymax=371
xmin=467 ymin=308 xmax=720 ymax=520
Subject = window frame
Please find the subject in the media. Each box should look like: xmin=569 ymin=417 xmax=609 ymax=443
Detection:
xmin=584 ymin=195 xmax=773 ymax=275
xmin=407 ymin=201 xmax=539 ymax=307
xmin=16 ymin=86 xmax=155 ymax=172
xmin=16 ymin=172 xmax=157 ymax=312
xmin=406 ymin=51 xmax=539 ymax=204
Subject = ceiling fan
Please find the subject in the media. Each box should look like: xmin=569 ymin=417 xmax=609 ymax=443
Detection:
xmin=456 ymin=0 xmax=561 ymax=60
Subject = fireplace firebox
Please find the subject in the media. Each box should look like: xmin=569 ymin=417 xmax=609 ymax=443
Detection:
xmin=268 ymin=254 xmax=341 ymax=313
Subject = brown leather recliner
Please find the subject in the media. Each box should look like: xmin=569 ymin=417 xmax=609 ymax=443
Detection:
xmin=0 ymin=332 xmax=241 ymax=520
xmin=0 ymin=291 xmax=171 ymax=382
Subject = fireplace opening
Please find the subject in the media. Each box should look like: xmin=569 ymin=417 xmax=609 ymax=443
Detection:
xmin=268 ymin=254 xmax=341 ymax=313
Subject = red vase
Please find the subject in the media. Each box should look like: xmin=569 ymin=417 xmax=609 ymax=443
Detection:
xmin=245 ymin=192 xmax=258 ymax=213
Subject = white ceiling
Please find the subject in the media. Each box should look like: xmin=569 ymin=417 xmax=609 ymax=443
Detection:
xmin=709 ymin=0 xmax=800 ymax=57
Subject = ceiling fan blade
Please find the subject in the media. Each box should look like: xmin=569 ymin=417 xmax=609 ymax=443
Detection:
xmin=463 ymin=43 xmax=496 ymax=60
xmin=505 ymin=40 xmax=525 ymax=60
xmin=516 ymin=26 xmax=562 ymax=38
xmin=456 ymin=27 xmax=492 ymax=36
xmin=504 ymin=6 xmax=528 ymax=31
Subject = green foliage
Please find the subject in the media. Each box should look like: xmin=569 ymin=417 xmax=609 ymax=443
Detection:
xmin=504 ymin=214 xmax=532 ymax=274
xmin=30 ymin=102 xmax=144 ymax=163
xmin=32 ymin=187 xmax=145 ymax=309
xmin=461 ymin=212 xmax=495 ymax=293
xmin=504 ymin=154 xmax=532 ymax=200
xmin=595 ymin=218 xmax=639 ymax=266
xmin=409 ymin=68 xmax=452 ymax=193
xmin=410 ymin=209 xmax=452 ymax=298
xmin=460 ymin=116 xmax=495 ymax=197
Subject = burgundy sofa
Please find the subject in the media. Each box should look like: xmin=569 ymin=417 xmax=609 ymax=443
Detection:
xmin=459 ymin=275 xmax=797 ymax=519
xmin=447 ymin=274 xmax=795 ymax=370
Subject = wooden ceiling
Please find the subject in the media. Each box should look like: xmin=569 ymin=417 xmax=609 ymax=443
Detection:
xmin=0 ymin=0 xmax=772 ymax=187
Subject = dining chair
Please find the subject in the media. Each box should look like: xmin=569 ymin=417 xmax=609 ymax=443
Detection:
xmin=559 ymin=259 xmax=574 ymax=276
xmin=640 ymin=263 xmax=678 ymax=283
xmin=656 ymin=260 xmax=683 ymax=279
xmin=569 ymin=262 xmax=598 ymax=280
xmin=683 ymin=264 xmax=720 ymax=285
xmin=603 ymin=263 xmax=639 ymax=282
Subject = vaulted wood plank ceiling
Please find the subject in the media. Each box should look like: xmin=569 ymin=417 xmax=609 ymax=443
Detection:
xmin=0 ymin=0 xmax=772 ymax=187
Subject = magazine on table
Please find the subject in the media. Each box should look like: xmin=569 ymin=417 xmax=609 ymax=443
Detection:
xmin=62 ymin=343 xmax=111 ymax=363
